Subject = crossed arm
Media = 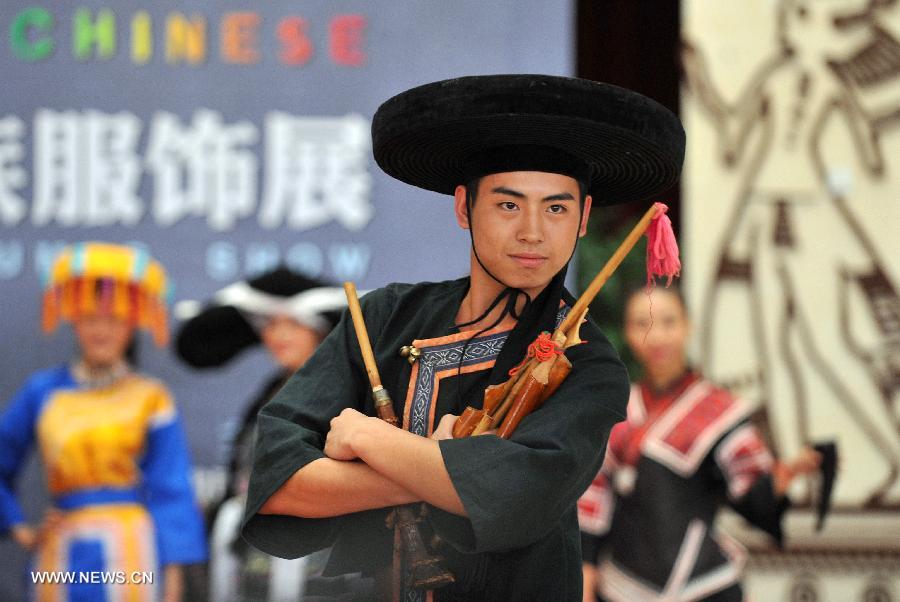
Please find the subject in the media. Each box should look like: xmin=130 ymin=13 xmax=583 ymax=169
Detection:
xmin=259 ymin=410 xmax=467 ymax=518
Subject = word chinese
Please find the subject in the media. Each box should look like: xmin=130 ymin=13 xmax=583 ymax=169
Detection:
xmin=7 ymin=8 xmax=367 ymax=66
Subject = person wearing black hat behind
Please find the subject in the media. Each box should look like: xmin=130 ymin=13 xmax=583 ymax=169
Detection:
xmin=175 ymin=268 xmax=347 ymax=601
xmin=241 ymin=75 xmax=685 ymax=601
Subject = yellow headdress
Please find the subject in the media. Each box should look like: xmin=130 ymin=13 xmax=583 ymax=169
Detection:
xmin=41 ymin=242 xmax=171 ymax=347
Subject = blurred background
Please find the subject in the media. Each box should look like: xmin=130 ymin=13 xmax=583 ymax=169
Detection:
xmin=1 ymin=1 xmax=898 ymax=600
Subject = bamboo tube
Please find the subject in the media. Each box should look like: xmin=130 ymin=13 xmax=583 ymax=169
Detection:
xmin=555 ymin=203 xmax=661 ymax=338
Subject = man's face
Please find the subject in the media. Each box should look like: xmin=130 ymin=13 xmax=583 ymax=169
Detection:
xmin=454 ymin=171 xmax=592 ymax=298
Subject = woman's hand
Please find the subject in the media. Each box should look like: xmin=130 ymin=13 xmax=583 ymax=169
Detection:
xmin=162 ymin=564 xmax=183 ymax=602
xmin=773 ymin=446 xmax=823 ymax=496
xmin=790 ymin=446 xmax=823 ymax=476
xmin=11 ymin=524 xmax=38 ymax=551
xmin=12 ymin=509 xmax=64 ymax=552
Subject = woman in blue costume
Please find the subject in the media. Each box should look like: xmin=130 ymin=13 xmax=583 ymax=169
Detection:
xmin=0 ymin=242 xmax=207 ymax=602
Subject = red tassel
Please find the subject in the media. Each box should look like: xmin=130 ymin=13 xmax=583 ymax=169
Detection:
xmin=645 ymin=202 xmax=681 ymax=287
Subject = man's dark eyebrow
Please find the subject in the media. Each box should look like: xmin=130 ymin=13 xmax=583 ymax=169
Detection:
xmin=542 ymin=192 xmax=575 ymax=202
xmin=490 ymin=186 xmax=526 ymax=198
xmin=489 ymin=187 xmax=575 ymax=202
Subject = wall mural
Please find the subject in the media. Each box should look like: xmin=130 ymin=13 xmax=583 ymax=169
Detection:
xmin=683 ymin=1 xmax=900 ymax=597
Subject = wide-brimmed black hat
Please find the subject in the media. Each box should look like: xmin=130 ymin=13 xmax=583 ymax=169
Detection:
xmin=372 ymin=74 xmax=684 ymax=205
xmin=175 ymin=268 xmax=346 ymax=368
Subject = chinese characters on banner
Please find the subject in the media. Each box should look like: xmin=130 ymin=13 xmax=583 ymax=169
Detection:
xmin=2 ymin=109 xmax=371 ymax=232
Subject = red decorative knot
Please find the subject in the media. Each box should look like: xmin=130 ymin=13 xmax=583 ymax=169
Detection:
xmin=508 ymin=331 xmax=564 ymax=376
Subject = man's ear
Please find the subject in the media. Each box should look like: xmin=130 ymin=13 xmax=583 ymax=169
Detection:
xmin=579 ymin=195 xmax=593 ymax=237
xmin=454 ymin=185 xmax=470 ymax=229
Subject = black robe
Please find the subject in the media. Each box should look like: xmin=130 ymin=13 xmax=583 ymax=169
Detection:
xmin=242 ymin=278 xmax=629 ymax=601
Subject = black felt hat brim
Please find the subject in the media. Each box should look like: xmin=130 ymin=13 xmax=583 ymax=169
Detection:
xmin=175 ymin=268 xmax=340 ymax=369
xmin=175 ymin=305 xmax=259 ymax=368
xmin=372 ymin=75 xmax=685 ymax=205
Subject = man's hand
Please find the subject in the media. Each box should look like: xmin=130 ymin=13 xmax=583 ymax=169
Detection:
xmin=325 ymin=408 xmax=384 ymax=461
xmin=320 ymin=408 xmax=468 ymax=516
xmin=431 ymin=414 xmax=459 ymax=441
xmin=430 ymin=413 xmax=496 ymax=440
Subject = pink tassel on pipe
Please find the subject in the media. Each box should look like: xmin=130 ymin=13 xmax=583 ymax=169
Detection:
xmin=645 ymin=202 xmax=681 ymax=287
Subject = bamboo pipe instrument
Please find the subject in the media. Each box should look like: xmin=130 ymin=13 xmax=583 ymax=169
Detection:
xmin=344 ymin=282 xmax=398 ymax=427
xmin=342 ymin=282 xmax=455 ymax=590
xmin=453 ymin=203 xmax=677 ymax=439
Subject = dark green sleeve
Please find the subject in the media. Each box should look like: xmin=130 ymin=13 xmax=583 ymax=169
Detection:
xmin=240 ymin=288 xmax=390 ymax=559
xmin=432 ymin=330 xmax=629 ymax=554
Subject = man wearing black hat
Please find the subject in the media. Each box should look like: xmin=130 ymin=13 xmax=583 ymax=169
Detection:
xmin=241 ymin=75 xmax=684 ymax=600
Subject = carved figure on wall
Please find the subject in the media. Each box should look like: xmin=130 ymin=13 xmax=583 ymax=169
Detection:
xmin=682 ymin=0 xmax=900 ymax=507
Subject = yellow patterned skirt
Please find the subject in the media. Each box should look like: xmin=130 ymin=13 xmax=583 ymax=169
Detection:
xmin=34 ymin=503 xmax=158 ymax=602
